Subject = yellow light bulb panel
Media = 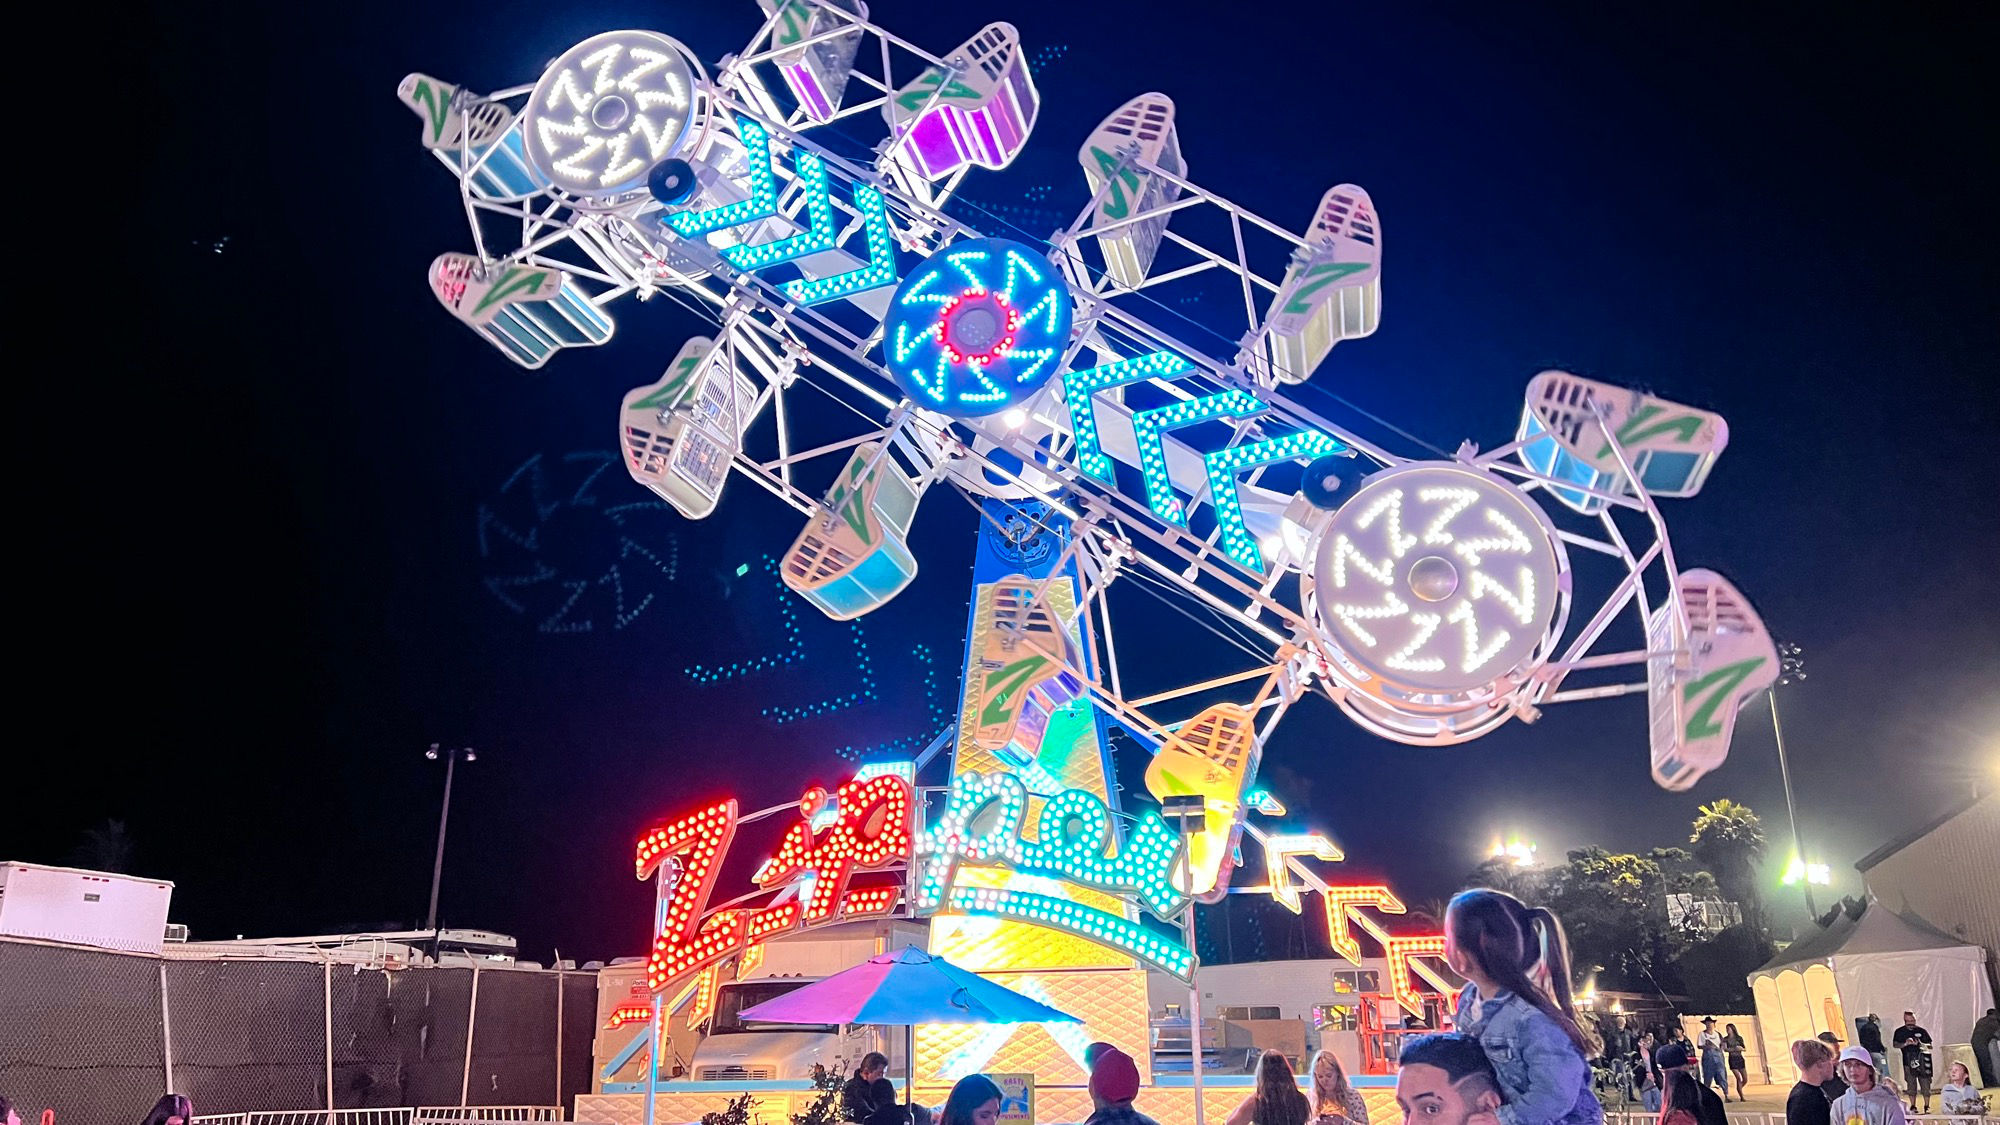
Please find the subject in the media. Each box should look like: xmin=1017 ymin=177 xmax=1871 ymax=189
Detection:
xmin=941 ymin=885 xmax=1193 ymax=979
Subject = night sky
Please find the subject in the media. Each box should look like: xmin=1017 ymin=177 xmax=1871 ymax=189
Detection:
xmin=18 ymin=0 xmax=1993 ymax=965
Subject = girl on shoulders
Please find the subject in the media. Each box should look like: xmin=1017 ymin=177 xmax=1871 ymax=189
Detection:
xmin=1446 ymin=889 xmax=1604 ymax=1125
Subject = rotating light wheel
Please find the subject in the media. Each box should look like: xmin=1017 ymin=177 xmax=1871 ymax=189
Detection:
xmin=881 ymin=237 xmax=1073 ymax=418
xmin=523 ymin=30 xmax=699 ymax=204
xmin=1305 ymin=461 xmax=1571 ymax=744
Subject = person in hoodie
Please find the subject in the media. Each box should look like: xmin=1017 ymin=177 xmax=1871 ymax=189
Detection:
xmin=1829 ymin=1047 xmax=1908 ymax=1125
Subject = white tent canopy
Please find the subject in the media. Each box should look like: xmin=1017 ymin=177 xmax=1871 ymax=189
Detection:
xmin=1749 ymin=899 xmax=1995 ymax=1083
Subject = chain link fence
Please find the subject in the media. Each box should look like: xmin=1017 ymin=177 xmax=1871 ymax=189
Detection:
xmin=0 ymin=940 xmax=596 ymax=1122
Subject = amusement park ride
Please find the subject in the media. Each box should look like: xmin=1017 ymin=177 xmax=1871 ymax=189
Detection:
xmin=399 ymin=1 xmax=1778 ymax=1117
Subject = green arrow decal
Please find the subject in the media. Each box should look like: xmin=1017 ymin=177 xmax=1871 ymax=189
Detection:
xmin=631 ymin=355 xmax=703 ymax=411
xmin=1281 ymin=260 xmax=1370 ymax=315
xmin=772 ymin=0 xmax=811 ymax=46
xmin=896 ymin=70 xmax=981 ymax=111
xmin=1681 ymin=656 xmax=1766 ymax=740
xmin=410 ymin=77 xmax=454 ymax=146
xmin=1089 ymin=146 xmax=1142 ymax=221
xmin=1594 ymin=404 xmax=1704 ymax=460
xmin=979 ymin=656 xmax=1050 ymax=727
xmin=470 ymin=266 xmax=553 ymax=316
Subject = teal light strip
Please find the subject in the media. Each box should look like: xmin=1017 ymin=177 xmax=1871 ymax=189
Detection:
xmin=1131 ymin=389 xmax=1267 ymax=526
xmin=945 ymin=885 xmax=1194 ymax=978
xmin=1060 ymin=351 xmax=1191 ymax=483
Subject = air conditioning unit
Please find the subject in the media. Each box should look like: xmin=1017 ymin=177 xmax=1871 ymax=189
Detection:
xmin=164 ymin=923 xmax=190 ymax=943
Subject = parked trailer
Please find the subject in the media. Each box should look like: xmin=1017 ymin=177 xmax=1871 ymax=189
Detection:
xmin=0 ymin=861 xmax=174 ymax=953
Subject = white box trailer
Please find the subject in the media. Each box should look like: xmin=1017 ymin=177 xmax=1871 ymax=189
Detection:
xmin=0 ymin=861 xmax=175 ymax=953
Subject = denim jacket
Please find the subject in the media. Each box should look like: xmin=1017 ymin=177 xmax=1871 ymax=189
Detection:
xmin=1454 ymin=984 xmax=1604 ymax=1125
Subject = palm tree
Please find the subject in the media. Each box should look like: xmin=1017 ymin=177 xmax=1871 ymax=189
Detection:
xmin=70 ymin=819 xmax=136 ymax=873
xmin=1690 ymin=800 xmax=1766 ymax=930
xmin=1410 ymin=896 xmax=1452 ymax=931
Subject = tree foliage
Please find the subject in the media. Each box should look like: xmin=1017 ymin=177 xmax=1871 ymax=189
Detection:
xmin=68 ymin=818 xmax=135 ymax=874
xmin=1452 ymin=800 xmax=1775 ymax=1010
xmin=1691 ymin=799 xmax=1767 ymax=927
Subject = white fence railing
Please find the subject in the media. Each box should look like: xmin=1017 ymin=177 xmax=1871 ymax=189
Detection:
xmin=191 ymin=1108 xmax=562 ymax=1125
xmin=415 ymin=1110 xmax=565 ymax=1124
xmin=1600 ymin=1104 xmax=1992 ymax=1112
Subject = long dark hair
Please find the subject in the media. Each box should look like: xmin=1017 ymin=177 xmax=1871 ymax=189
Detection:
xmin=1254 ymin=1050 xmax=1310 ymax=1125
xmin=939 ymin=1074 xmax=1003 ymax=1125
xmin=1659 ymin=1069 xmax=1703 ymax=1124
xmin=1447 ymin=889 xmax=1596 ymax=1055
xmin=141 ymin=1095 xmax=194 ymax=1125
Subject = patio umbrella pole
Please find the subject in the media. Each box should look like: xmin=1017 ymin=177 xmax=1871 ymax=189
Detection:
xmin=732 ymin=943 xmax=1084 ymax=1124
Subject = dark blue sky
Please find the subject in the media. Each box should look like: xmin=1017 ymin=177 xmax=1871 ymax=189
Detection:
xmin=16 ymin=0 xmax=1992 ymax=961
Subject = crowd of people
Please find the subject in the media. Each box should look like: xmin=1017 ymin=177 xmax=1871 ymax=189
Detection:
xmin=9 ymin=891 xmax=1993 ymax=1125
xmin=899 ymin=887 xmax=1997 ymax=1125
xmin=1600 ymin=1002 xmax=2000 ymax=1119
xmin=868 ymin=887 xmax=1616 ymax=1125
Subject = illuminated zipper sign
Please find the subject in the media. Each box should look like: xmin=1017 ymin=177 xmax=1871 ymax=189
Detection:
xmin=637 ymin=773 xmax=911 ymax=991
xmin=914 ymin=771 xmax=1188 ymax=917
xmin=913 ymin=770 xmax=1194 ymax=977
xmin=1059 ymin=350 xmax=1349 ymax=572
xmin=632 ymin=766 xmax=1196 ymax=990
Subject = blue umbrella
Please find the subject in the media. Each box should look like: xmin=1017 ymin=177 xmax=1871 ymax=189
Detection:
xmin=736 ymin=945 xmax=1081 ymax=1103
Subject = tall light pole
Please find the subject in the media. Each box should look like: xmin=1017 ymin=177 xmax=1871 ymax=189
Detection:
xmin=1162 ymin=794 xmax=1207 ymax=1125
xmin=425 ymin=743 xmax=476 ymax=932
xmin=1767 ymin=644 xmax=1816 ymax=919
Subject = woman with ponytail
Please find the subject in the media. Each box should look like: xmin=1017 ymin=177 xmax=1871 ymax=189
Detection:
xmin=1445 ymin=889 xmax=1604 ymax=1125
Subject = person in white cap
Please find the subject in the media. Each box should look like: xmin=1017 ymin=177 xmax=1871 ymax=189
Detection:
xmin=1829 ymin=1046 xmax=1907 ymax=1125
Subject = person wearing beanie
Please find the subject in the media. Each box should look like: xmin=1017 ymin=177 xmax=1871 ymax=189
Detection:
xmin=1086 ymin=1045 xmax=1161 ymax=1125
xmin=1830 ymin=1046 xmax=1908 ymax=1125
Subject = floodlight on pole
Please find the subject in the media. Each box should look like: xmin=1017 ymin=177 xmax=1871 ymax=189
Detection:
xmin=1768 ymin=642 xmax=1815 ymax=919
xmin=426 ymin=744 xmax=476 ymax=933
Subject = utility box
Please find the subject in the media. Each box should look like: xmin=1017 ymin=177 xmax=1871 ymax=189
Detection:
xmin=0 ymin=862 xmax=175 ymax=953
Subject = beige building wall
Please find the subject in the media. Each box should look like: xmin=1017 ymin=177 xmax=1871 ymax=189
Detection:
xmin=1859 ymin=792 xmax=2000 ymax=977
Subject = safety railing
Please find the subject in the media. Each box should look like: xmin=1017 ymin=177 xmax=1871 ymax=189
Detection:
xmin=191 ymin=1108 xmax=562 ymax=1125
xmin=1608 ymin=1104 xmax=2000 ymax=1112
xmin=190 ymin=1111 xmax=414 ymax=1125
xmin=414 ymin=1110 xmax=565 ymax=1124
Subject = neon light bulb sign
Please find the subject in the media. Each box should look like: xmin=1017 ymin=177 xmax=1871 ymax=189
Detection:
xmin=663 ymin=116 xmax=899 ymax=306
xmin=632 ymin=767 xmax=1199 ymax=993
xmin=1059 ymin=351 xmax=1350 ymax=573
xmin=1319 ymin=884 xmax=1405 ymax=965
xmin=1316 ymin=884 xmax=1452 ymax=1015
xmin=637 ymin=776 xmax=911 ymax=991
xmin=913 ymin=771 xmax=1187 ymax=918
xmin=755 ymin=773 xmax=914 ymax=922
xmin=913 ymin=771 xmax=1195 ymax=977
